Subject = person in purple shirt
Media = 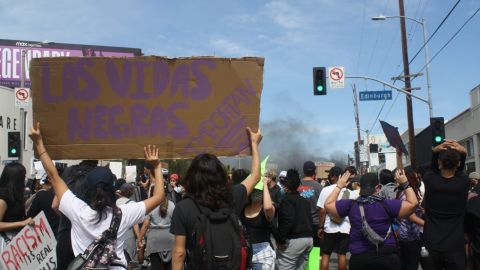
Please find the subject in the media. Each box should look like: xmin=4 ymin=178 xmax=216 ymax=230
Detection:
xmin=325 ymin=170 xmax=418 ymax=270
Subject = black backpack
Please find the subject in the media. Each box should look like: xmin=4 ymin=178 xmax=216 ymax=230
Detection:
xmin=187 ymin=198 xmax=252 ymax=270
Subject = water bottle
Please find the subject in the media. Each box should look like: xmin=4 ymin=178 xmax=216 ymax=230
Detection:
xmin=420 ymin=246 xmax=429 ymax=258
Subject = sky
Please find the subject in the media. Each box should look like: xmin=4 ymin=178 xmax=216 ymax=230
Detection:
xmin=1 ymin=0 xmax=479 ymax=165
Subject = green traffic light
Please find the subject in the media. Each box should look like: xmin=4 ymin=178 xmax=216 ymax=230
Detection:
xmin=10 ymin=148 xmax=17 ymax=155
xmin=317 ymin=85 xmax=324 ymax=92
xmin=434 ymin=136 xmax=443 ymax=143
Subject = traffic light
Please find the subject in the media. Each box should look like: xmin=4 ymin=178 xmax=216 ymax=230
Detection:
xmin=430 ymin=117 xmax=445 ymax=146
xmin=313 ymin=67 xmax=327 ymax=96
xmin=7 ymin=132 xmax=21 ymax=158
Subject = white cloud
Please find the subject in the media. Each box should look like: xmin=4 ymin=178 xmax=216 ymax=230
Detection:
xmin=234 ymin=14 xmax=258 ymax=24
xmin=264 ymin=1 xmax=307 ymax=29
xmin=210 ymin=38 xmax=256 ymax=56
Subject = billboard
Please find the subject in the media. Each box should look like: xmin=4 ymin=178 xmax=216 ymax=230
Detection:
xmin=0 ymin=39 xmax=142 ymax=88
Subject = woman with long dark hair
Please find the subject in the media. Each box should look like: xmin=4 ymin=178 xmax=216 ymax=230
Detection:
xmin=139 ymin=197 xmax=175 ymax=270
xmin=29 ymin=123 xmax=165 ymax=269
xmin=395 ymin=150 xmax=425 ymax=270
xmin=242 ymin=176 xmax=275 ymax=270
xmin=0 ymin=163 xmax=34 ymax=251
xmin=170 ymin=127 xmax=262 ymax=270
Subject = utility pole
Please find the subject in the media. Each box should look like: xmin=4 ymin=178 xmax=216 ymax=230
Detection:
xmin=352 ymin=84 xmax=362 ymax=168
xmin=398 ymin=0 xmax=417 ymax=169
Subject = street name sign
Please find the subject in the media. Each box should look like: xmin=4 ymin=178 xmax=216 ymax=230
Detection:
xmin=359 ymin=90 xmax=392 ymax=101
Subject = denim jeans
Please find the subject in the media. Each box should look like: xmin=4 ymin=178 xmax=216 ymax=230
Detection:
xmin=252 ymin=242 xmax=272 ymax=270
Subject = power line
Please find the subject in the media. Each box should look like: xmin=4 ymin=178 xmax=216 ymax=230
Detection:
xmin=408 ymin=0 xmax=462 ymax=65
xmin=354 ymin=0 xmax=367 ymax=75
xmin=391 ymin=0 xmax=462 ymax=81
xmin=415 ymin=6 xmax=480 ymax=75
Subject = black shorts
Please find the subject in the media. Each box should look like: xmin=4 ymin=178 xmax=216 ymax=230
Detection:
xmin=321 ymin=232 xmax=349 ymax=255
xmin=312 ymin=224 xmax=321 ymax=247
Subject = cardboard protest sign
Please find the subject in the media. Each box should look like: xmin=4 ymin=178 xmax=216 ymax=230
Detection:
xmin=30 ymin=56 xmax=264 ymax=159
xmin=0 ymin=212 xmax=57 ymax=270
xmin=380 ymin=120 xmax=408 ymax=155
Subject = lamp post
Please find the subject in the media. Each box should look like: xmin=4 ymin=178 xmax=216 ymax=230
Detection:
xmin=371 ymin=15 xmax=433 ymax=118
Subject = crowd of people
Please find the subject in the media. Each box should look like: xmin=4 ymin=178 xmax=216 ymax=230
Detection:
xmin=0 ymin=123 xmax=479 ymax=270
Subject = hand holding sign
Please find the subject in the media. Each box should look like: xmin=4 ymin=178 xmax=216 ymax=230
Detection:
xmin=247 ymin=127 xmax=262 ymax=146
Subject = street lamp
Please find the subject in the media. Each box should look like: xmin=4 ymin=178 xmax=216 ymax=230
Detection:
xmin=371 ymin=15 xmax=433 ymax=118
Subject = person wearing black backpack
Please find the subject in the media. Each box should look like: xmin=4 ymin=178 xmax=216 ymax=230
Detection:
xmin=170 ymin=127 xmax=262 ymax=270
xmin=325 ymin=171 xmax=418 ymax=270
xmin=29 ymin=123 xmax=166 ymax=269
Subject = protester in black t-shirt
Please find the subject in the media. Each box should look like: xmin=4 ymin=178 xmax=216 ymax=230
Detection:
xmin=423 ymin=140 xmax=469 ymax=270
xmin=170 ymin=127 xmax=262 ymax=269
xmin=27 ymin=176 xmax=59 ymax=236
xmin=466 ymin=193 xmax=480 ymax=270
xmin=241 ymin=177 xmax=276 ymax=269
xmin=276 ymin=169 xmax=313 ymax=270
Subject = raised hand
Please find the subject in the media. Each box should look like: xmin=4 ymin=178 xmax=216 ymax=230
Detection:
xmin=144 ymin=145 xmax=160 ymax=167
xmin=246 ymin=127 xmax=262 ymax=145
xmin=395 ymin=169 xmax=408 ymax=184
xmin=337 ymin=171 xmax=351 ymax=189
xmin=29 ymin=122 xmax=43 ymax=144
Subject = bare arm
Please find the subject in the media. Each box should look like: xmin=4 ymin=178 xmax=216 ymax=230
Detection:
xmin=240 ymin=128 xmax=262 ymax=196
xmin=0 ymin=200 xmax=33 ymax=232
xmin=325 ymin=172 xmax=351 ymax=219
xmin=139 ymin=217 xmax=151 ymax=241
xmin=133 ymin=224 xmax=141 ymax=240
xmin=409 ymin=213 xmax=424 ymax=227
xmin=318 ymin=207 xmax=327 ymax=238
xmin=396 ymin=147 xmax=404 ymax=170
xmin=51 ymin=196 xmax=61 ymax=215
xmin=142 ymin=145 xmax=165 ymax=214
xmin=29 ymin=123 xmax=68 ymax=201
xmin=395 ymin=169 xmax=419 ymax=219
xmin=172 ymin=235 xmax=187 ymax=270
xmin=262 ymin=177 xmax=275 ymax=222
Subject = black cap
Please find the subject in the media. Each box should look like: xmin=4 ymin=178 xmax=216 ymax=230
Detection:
xmin=303 ymin=161 xmax=316 ymax=175
xmin=327 ymin=166 xmax=343 ymax=178
xmin=87 ymin=167 xmax=115 ymax=188
xmin=359 ymin=173 xmax=380 ymax=196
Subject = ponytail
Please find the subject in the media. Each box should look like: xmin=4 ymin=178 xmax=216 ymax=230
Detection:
xmin=87 ymin=183 xmax=117 ymax=224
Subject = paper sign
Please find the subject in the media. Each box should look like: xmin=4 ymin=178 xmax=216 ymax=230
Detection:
xmin=109 ymin=161 xmax=123 ymax=179
xmin=125 ymin=165 xmax=137 ymax=183
xmin=0 ymin=212 xmax=57 ymax=270
xmin=380 ymin=120 xmax=408 ymax=155
xmin=30 ymin=56 xmax=264 ymax=160
xmin=254 ymin=155 xmax=270 ymax=190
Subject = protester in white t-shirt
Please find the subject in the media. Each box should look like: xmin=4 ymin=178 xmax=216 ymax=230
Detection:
xmin=317 ymin=166 xmax=352 ymax=270
xmin=29 ymin=123 xmax=165 ymax=269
